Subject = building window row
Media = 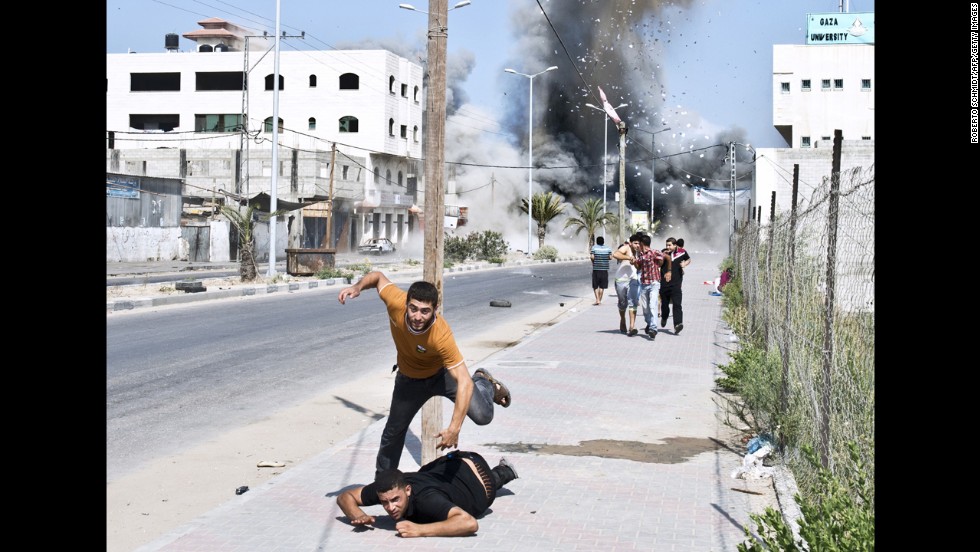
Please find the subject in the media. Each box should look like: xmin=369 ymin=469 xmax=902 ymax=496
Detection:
xmin=792 ymin=78 xmax=871 ymax=92
xmin=388 ymin=74 xmax=421 ymax=102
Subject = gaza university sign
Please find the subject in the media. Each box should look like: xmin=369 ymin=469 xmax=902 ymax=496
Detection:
xmin=806 ymin=12 xmax=874 ymax=45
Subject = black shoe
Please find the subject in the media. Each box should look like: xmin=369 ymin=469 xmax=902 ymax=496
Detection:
xmin=674 ymin=323 xmax=684 ymax=335
xmin=646 ymin=328 xmax=657 ymax=340
xmin=660 ymin=317 xmax=668 ymax=327
xmin=628 ymin=328 xmax=638 ymax=337
xmin=491 ymin=458 xmax=519 ymax=489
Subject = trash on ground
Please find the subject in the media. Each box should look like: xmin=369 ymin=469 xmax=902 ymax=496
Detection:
xmin=257 ymin=460 xmax=285 ymax=468
xmin=235 ymin=486 xmax=250 ymax=495
xmin=731 ymin=433 xmax=775 ymax=480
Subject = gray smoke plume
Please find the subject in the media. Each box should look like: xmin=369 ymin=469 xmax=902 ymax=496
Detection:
xmin=482 ymin=0 xmax=755 ymax=253
xmin=342 ymin=1 xmax=760 ymax=254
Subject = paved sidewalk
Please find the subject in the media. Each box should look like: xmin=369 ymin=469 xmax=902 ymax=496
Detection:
xmin=128 ymin=252 xmax=785 ymax=551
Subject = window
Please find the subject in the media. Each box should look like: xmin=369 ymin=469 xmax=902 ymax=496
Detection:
xmin=130 ymin=72 xmax=180 ymax=92
xmin=132 ymin=114 xmax=180 ymax=132
xmin=414 ymin=85 xmax=420 ymax=102
xmin=309 ymin=74 xmax=317 ymax=87
xmin=339 ymin=73 xmax=359 ymax=90
xmin=801 ymin=79 xmax=811 ymax=91
xmin=801 ymin=136 xmax=811 ymax=148
xmin=780 ymin=82 xmax=790 ymax=94
xmin=389 ymin=118 xmax=395 ymax=136
xmin=389 ymin=75 xmax=396 ymax=94
xmin=343 ymin=165 xmax=350 ymax=179
xmin=264 ymin=74 xmax=285 ymax=91
xmin=339 ymin=116 xmax=359 ymax=133
xmin=195 ymin=71 xmax=244 ymax=91
xmin=374 ymin=168 xmax=381 ymax=184
xmin=263 ymin=117 xmax=284 ymax=133
xmin=862 ymin=78 xmax=871 ymax=90
xmin=401 ymin=83 xmax=408 ymax=97
xmin=862 ymin=136 xmax=871 ymax=140
xmin=413 ymin=125 xmax=419 ymax=142
xmin=194 ymin=113 xmax=241 ymax=133
xmin=833 ymin=78 xmax=843 ymax=90
xmin=821 ymin=136 xmax=831 ymax=142
xmin=400 ymin=125 xmax=407 ymax=139
xmin=187 ymin=160 xmax=209 ymax=176
xmin=308 ymin=117 xmax=316 ymax=130
xmin=386 ymin=169 xmax=392 ymax=186
xmin=398 ymin=171 xmax=404 ymax=188
xmin=821 ymin=79 xmax=831 ymax=90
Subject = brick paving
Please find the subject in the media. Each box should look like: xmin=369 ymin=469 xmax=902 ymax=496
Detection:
xmin=128 ymin=252 xmax=784 ymax=552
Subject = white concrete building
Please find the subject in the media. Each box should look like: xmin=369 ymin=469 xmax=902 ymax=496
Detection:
xmin=107 ymin=18 xmax=426 ymax=256
xmin=750 ymin=12 xmax=875 ymax=313
xmin=753 ymin=12 xmax=874 ymax=222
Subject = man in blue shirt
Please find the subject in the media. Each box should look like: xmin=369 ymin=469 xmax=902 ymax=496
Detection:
xmin=589 ymin=236 xmax=613 ymax=305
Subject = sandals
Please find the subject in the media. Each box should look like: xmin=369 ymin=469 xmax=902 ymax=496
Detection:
xmin=474 ymin=368 xmax=511 ymax=408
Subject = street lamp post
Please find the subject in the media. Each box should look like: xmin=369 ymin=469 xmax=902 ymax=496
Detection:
xmin=585 ymin=102 xmax=626 ymax=239
xmin=645 ymin=126 xmax=670 ymax=234
xmin=504 ymin=65 xmax=558 ymax=255
xmin=398 ymin=0 xmax=471 ymax=14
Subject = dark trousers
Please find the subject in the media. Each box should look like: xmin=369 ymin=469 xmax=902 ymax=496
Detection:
xmin=377 ymin=368 xmax=495 ymax=475
xmin=659 ymin=284 xmax=683 ymax=326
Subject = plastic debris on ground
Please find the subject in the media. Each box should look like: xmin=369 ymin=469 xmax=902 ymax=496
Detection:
xmin=731 ymin=433 xmax=775 ymax=480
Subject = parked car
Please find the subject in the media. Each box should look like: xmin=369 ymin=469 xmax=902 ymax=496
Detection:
xmin=358 ymin=237 xmax=396 ymax=255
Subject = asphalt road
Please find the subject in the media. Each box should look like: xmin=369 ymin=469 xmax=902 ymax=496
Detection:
xmin=106 ymin=261 xmax=591 ymax=481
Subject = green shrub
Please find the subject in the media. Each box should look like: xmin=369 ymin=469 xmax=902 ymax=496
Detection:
xmin=739 ymin=442 xmax=874 ymax=552
xmin=347 ymin=262 xmax=373 ymax=274
xmin=533 ymin=245 xmax=559 ymax=261
xmin=315 ymin=266 xmax=354 ymax=281
xmin=486 ymin=257 xmax=505 ymax=264
xmin=469 ymin=230 xmax=510 ymax=261
xmin=444 ymin=235 xmax=472 ymax=263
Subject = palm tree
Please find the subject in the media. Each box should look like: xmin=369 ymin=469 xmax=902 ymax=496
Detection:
xmin=563 ymin=197 xmax=617 ymax=251
xmin=520 ymin=191 xmax=566 ymax=249
xmin=220 ymin=203 xmax=286 ymax=282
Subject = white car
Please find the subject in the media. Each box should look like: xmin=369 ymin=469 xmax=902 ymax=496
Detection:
xmin=358 ymin=237 xmax=396 ymax=255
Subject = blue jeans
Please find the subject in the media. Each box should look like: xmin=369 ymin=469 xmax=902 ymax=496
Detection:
xmin=377 ymin=368 xmax=496 ymax=474
xmin=638 ymin=281 xmax=661 ymax=331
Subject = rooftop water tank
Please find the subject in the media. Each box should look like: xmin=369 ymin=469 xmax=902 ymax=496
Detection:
xmin=165 ymin=33 xmax=179 ymax=52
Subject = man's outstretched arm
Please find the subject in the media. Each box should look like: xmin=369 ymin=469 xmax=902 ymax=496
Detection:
xmin=337 ymin=486 xmax=377 ymax=526
xmin=338 ymin=271 xmax=392 ymax=304
xmin=394 ymin=507 xmax=478 ymax=537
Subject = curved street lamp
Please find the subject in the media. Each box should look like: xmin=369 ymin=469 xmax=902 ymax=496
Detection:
xmin=585 ymin=102 xmax=627 ymax=238
xmin=504 ymin=65 xmax=558 ymax=255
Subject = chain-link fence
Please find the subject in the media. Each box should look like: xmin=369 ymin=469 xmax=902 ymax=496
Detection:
xmin=732 ymin=162 xmax=874 ymax=506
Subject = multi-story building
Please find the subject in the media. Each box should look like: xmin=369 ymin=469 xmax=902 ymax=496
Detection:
xmin=750 ymin=11 xmax=874 ymax=312
xmin=107 ymin=17 xmax=426 ymax=259
xmin=753 ymin=11 xmax=874 ymax=221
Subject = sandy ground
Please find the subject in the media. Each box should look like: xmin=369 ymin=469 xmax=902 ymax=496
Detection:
xmin=106 ymin=275 xmax=585 ymax=552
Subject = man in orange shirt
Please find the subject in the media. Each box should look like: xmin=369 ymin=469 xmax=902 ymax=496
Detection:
xmin=338 ymin=271 xmax=512 ymax=475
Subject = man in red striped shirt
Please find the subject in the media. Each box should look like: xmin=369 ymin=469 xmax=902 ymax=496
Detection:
xmin=632 ymin=234 xmax=671 ymax=340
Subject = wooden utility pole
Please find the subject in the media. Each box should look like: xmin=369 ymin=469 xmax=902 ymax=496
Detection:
xmin=421 ymin=0 xmax=449 ymax=467
xmin=325 ymin=142 xmax=336 ymax=248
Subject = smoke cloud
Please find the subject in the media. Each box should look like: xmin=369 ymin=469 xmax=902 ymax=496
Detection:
xmin=348 ymin=1 xmax=762 ymax=255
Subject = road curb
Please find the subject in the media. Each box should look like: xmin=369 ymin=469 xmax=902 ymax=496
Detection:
xmin=106 ymin=256 xmax=589 ymax=313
